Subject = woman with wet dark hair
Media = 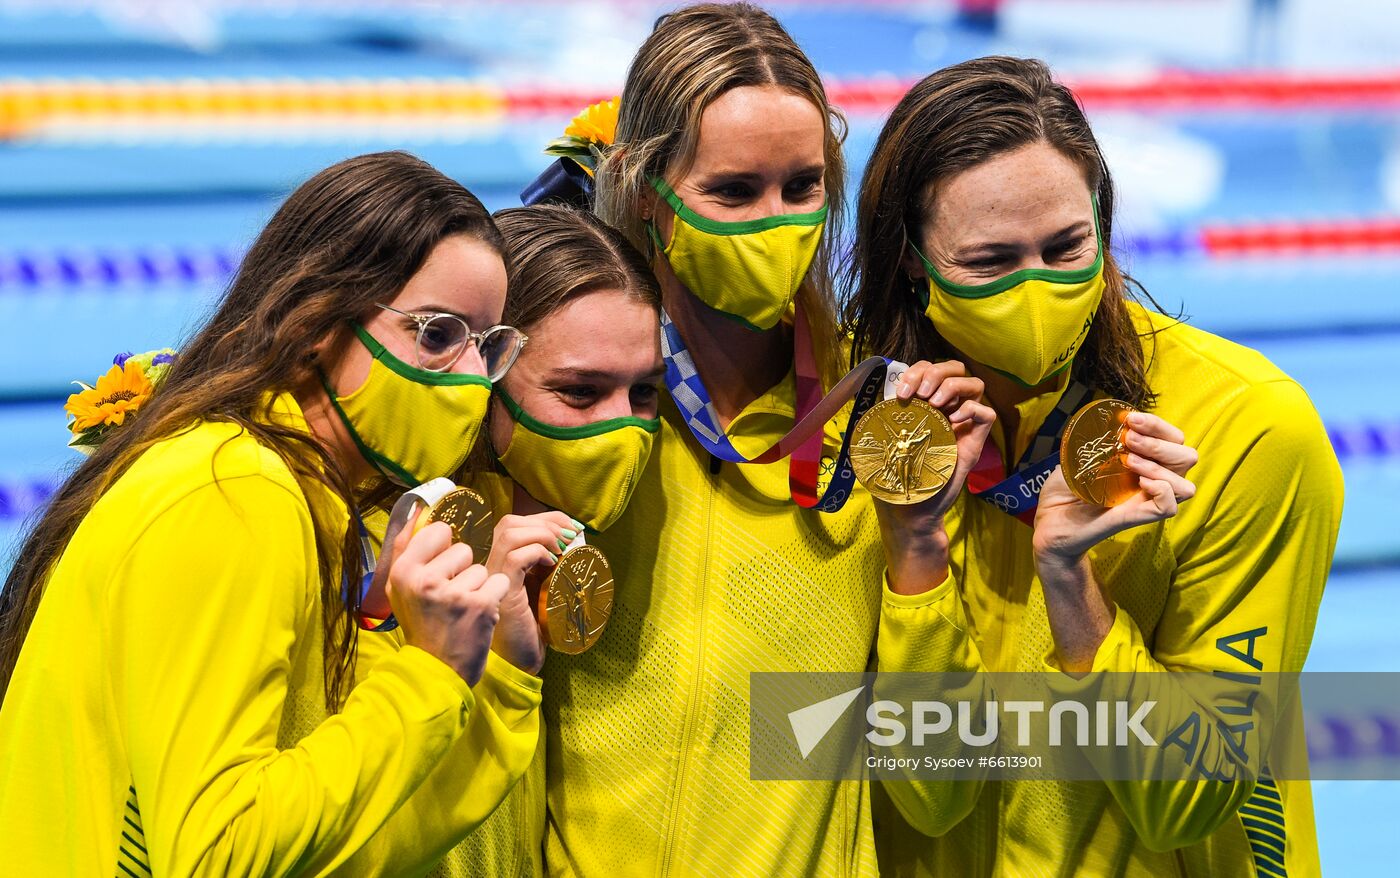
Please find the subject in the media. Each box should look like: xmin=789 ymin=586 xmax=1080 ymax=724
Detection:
xmin=846 ymin=56 xmax=1342 ymax=877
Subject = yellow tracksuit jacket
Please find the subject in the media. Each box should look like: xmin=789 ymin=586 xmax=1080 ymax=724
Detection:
xmin=545 ymin=364 xmax=887 ymax=877
xmin=0 ymin=393 xmax=542 ymax=876
xmin=874 ymin=305 xmax=1343 ymax=877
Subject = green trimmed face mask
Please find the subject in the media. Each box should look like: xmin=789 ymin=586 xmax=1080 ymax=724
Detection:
xmin=324 ymin=323 xmax=492 ymax=486
xmin=493 ymin=387 xmax=658 ymax=532
xmin=648 ymin=177 xmax=827 ymax=331
xmin=914 ymin=231 xmax=1106 ymax=387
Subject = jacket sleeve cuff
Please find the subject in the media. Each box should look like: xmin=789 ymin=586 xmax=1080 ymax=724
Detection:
xmin=881 ymin=568 xmax=956 ymax=611
xmin=473 ymin=650 xmax=544 ymax=721
xmin=1038 ymin=603 xmax=1132 ymax=675
xmin=382 ymin=645 xmax=477 ymax=722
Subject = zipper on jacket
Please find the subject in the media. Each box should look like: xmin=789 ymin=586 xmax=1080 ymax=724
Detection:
xmin=660 ymin=455 xmax=718 ymax=877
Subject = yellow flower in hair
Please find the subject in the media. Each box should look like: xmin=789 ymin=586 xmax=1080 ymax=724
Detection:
xmin=564 ymin=97 xmax=619 ymax=147
xmin=65 ymin=359 xmax=154 ymax=431
xmin=545 ymin=97 xmax=622 ymax=179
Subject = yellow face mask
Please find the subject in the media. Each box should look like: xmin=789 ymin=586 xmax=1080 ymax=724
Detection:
xmin=915 ymin=233 xmax=1106 ymax=387
xmin=493 ymin=387 xmax=658 ymax=532
xmin=324 ymin=323 xmax=492 ymax=486
xmin=648 ymin=177 xmax=827 ymax=331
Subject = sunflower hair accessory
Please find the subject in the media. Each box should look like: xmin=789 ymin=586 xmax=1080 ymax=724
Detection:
xmin=521 ymin=96 xmax=619 ymax=208
xmin=545 ymin=97 xmax=619 ymax=177
xmin=64 ymin=349 xmax=177 ymax=455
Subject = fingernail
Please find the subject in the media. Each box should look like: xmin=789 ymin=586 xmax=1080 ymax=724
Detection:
xmin=570 ymin=518 xmax=585 ymax=532
xmin=931 ymin=389 xmax=947 ymax=406
xmin=557 ymin=538 xmax=570 ymax=552
xmin=561 ymin=528 xmax=577 ymax=540
xmin=919 ymin=380 xmax=933 ymax=397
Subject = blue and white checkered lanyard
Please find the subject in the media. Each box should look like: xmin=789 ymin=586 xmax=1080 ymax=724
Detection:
xmin=660 ymin=304 xmax=907 ymax=513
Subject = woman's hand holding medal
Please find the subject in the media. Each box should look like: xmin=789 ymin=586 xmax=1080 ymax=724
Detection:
xmin=867 ymin=359 xmax=996 ymax=595
xmin=385 ymin=521 xmax=512 ymax=688
xmin=484 ymin=511 xmax=579 ymax=675
xmin=1033 ymin=409 xmax=1199 ymax=565
xmin=1031 ymin=408 xmax=1198 ymax=673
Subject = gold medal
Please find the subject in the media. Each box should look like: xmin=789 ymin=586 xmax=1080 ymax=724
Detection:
xmin=850 ymin=397 xmax=958 ymax=504
xmin=539 ymin=544 xmax=614 ymax=655
xmin=416 ymin=486 xmax=495 ymax=562
xmin=1061 ymin=399 xmax=1139 ymax=507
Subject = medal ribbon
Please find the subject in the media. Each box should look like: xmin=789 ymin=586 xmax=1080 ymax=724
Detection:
xmin=354 ymin=476 xmax=461 ymax=631
xmin=661 ymin=303 xmax=905 ymax=513
xmin=345 ymin=516 xmax=394 ymax=631
xmin=966 ymin=380 xmax=1094 ymax=524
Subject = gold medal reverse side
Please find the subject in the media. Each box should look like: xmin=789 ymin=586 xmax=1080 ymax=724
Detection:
xmin=424 ymin=487 xmax=495 ymax=561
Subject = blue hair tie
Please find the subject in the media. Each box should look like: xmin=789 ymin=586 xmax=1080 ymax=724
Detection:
xmin=520 ymin=157 xmax=595 ymax=208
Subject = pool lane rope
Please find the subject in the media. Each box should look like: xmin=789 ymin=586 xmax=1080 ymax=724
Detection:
xmin=5 ymin=71 xmax=1400 ymax=141
xmin=7 ymin=221 xmax=1400 ymax=296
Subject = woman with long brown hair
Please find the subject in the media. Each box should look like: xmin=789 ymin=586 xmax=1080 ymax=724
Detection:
xmin=844 ymin=56 xmax=1343 ymax=877
xmin=0 ymin=150 xmax=549 ymax=875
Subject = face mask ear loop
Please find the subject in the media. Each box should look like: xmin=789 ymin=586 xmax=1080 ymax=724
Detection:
xmin=484 ymin=393 xmax=510 ymax=467
xmin=644 ymin=174 xmax=677 ymax=263
xmin=911 ymin=275 xmax=929 ymax=311
xmin=645 ymin=219 xmax=663 ymax=263
xmin=903 ymin=230 xmax=935 ymax=311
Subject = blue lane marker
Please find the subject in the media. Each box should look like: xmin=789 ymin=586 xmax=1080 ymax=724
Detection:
xmin=0 ymin=420 xmax=1397 ymax=521
xmin=0 ymin=232 xmax=1214 ymax=293
xmin=0 ymin=246 xmax=244 ymax=292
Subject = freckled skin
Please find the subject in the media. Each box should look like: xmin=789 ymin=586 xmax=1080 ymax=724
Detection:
xmin=906 ymin=141 xmax=1098 ymax=286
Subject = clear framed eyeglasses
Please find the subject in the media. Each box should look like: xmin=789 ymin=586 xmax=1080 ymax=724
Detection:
xmin=375 ymin=303 xmax=527 ymax=381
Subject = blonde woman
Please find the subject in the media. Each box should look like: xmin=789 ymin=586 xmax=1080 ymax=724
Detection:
xmin=541 ymin=4 xmax=990 ymax=875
